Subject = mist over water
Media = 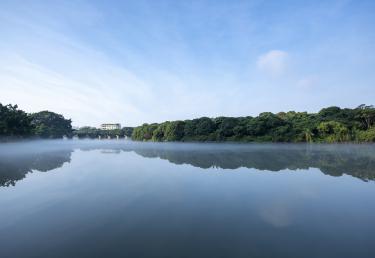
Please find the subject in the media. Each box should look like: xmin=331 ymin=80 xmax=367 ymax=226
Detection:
xmin=1 ymin=140 xmax=375 ymax=257
xmin=1 ymin=140 xmax=375 ymax=186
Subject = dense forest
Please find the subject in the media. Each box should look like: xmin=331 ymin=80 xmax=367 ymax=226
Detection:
xmin=74 ymin=126 xmax=133 ymax=139
xmin=2 ymin=103 xmax=375 ymax=142
xmin=132 ymin=105 xmax=375 ymax=143
xmin=0 ymin=103 xmax=72 ymax=139
xmin=0 ymin=103 xmax=132 ymax=140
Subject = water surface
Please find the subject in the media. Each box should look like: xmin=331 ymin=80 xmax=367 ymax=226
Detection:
xmin=1 ymin=141 xmax=374 ymax=258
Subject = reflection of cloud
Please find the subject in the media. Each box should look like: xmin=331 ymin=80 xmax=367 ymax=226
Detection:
xmin=257 ymin=50 xmax=288 ymax=77
xmin=259 ymin=201 xmax=292 ymax=227
xmin=298 ymin=185 xmax=319 ymax=199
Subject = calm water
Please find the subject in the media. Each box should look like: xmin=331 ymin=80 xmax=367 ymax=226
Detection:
xmin=0 ymin=140 xmax=375 ymax=258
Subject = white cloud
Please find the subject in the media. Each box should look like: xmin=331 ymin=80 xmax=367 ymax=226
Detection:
xmin=0 ymin=51 xmax=226 ymax=127
xmin=296 ymin=76 xmax=317 ymax=89
xmin=257 ymin=50 xmax=289 ymax=77
xmin=0 ymin=4 xmax=241 ymax=127
xmin=0 ymin=55 xmax=146 ymax=127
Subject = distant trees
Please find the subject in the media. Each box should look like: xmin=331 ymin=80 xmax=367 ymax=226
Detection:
xmin=73 ymin=126 xmax=133 ymax=139
xmin=122 ymin=127 xmax=134 ymax=137
xmin=142 ymin=121 xmax=186 ymax=142
xmin=0 ymin=102 xmax=137 ymax=140
xmin=356 ymin=128 xmax=375 ymax=142
xmin=163 ymin=121 xmax=185 ymax=141
xmin=0 ymin=104 xmax=33 ymax=137
xmin=2 ymin=102 xmax=374 ymax=143
xmin=132 ymin=123 xmax=158 ymax=141
xmin=356 ymin=104 xmax=375 ymax=130
xmin=317 ymin=121 xmax=349 ymax=142
xmin=132 ymin=105 xmax=375 ymax=143
xmin=0 ymin=103 xmax=72 ymax=139
xmin=30 ymin=111 xmax=72 ymax=138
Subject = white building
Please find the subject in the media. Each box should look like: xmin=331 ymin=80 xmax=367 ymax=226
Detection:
xmin=101 ymin=123 xmax=121 ymax=130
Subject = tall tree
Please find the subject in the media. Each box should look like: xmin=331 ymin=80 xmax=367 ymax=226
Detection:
xmin=355 ymin=104 xmax=375 ymax=130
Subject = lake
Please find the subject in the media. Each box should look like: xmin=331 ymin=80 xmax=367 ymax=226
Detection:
xmin=0 ymin=140 xmax=374 ymax=258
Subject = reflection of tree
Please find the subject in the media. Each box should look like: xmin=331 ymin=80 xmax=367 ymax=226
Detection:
xmin=132 ymin=144 xmax=375 ymax=181
xmin=0 ymin=150 xmax=72 ymax=187
xmin=79 ymin=143 xmax=375 ymax=181
xmin=1 ymin=142 xmax=374 ymax=187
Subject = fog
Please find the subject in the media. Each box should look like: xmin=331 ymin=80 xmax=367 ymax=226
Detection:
xmin=1 ymin=140 xmax=375 ymax=187
xmin=2 ymin=139 xmax=375 ymax=155
xmin=1 ymin=140 xmax=375 ymax=258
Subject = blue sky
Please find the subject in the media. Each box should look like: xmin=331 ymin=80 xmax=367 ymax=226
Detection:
xmin=0 ymin=0 xmax=374 ymax=126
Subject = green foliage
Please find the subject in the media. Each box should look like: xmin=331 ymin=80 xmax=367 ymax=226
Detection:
xmin=132 ymin=105 xmax=375 ymax=143
xmin=30 ymin=111 xmax=72 ymax=138
xmin=0 ymin=104 xmax=33 ymax=137
xmin=74 ymin=126 xmax=133 ymax=139
xmin=215 ymin=117 xmax=238 ymax=137
xmin=74 ymin=126 xmax=100 ymax=138
xmin=152 ymin=122 xmax=169 ymax=141
xmin=355 ymin=104 xmax=375 ymax=130
xmin=317 ymin=121 xmax=349 ymax=142
xmin=355 ymin=127 xmax=375 ymax=142
xmin=132 ymin=123 xmax=158 ymax=141
xmin=165 ymin=121 xmax=185 ymax=141
xmin=0 ymin=103 xmax=73 ymax=139
xmin=3 ymin=101 xmax=374 ymax=143
xmin=121 ymin=127 xmax=134 ymax=137
xmin=195 ymin=117 xmax=216 ymax=136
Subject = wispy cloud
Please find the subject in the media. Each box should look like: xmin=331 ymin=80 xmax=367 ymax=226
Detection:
xmin=296 ymin=77 xmax=317 ymax=90
xmin=257 ymin=50 xmax=289 ymax=77
xmin=1 ymin=0 xmax=374 ymax=125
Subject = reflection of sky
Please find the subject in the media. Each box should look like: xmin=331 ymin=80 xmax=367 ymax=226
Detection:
xmin=259 ymin=200 xmax=292 ymax=227
xmin=255 ymin=168 xmax=322 ymax=228
xmin=2 ymin=141 xmax=375 ymax=188
xmin=1 ymin=148 xmax=375 ymax=257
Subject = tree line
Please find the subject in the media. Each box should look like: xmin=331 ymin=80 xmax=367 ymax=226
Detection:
xmin=0 ymin=103 xmax=133 ymax=140
xmin=0 ymin=103 xmax=72 ymax=139
xmin=132 ymin=105 xmax=375 ymax=143
xmin=74 ymin=126 xmax=133 ymax=139
xmin=2 ymin=102 xmax=375 ymax=142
